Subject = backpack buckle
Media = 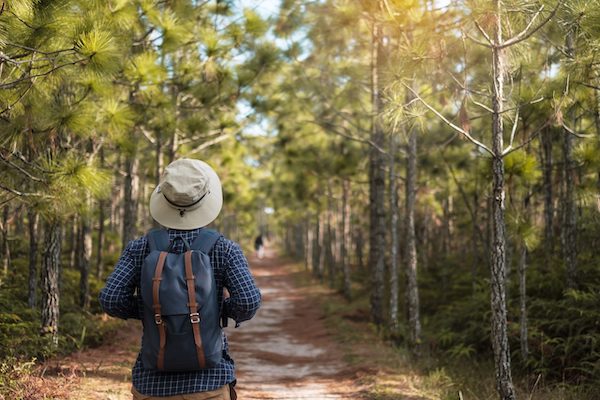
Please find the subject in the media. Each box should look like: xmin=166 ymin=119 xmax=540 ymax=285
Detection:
xmin=154 ymin=314 xmax=163 ymax=325
xmin=190 ymin=312 xmax=200 ymax=324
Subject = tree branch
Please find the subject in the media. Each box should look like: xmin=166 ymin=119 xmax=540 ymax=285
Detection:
xmin=0 ymin=58 xmax=89 ymax=89
xmin=0 ymin=183 xmax=47 ymax=197
xmin=306 ymin=120 xmax=387 ymax=155
xmin=0 ymin=152 xmax=45 ymax=182
xmin=402 ymin=83 xmax=493 ymax=156
xmin=186 ymin=134 xmax=231 ymax=155
xmin=500 ymin=2 xmax=560 ymax=49
xmin=474 ymin=21 xmax=494 ymax=46
xmin=0 ymin=82 xmax=34 ymax=116
xmin=503 ymin=108 xmax=520 ymax=154
xmin=465 ymin=32 xmax=492 ymax=48
xmin=502 ymin=120 xmax=551 ymax=156
xmin=562 ymin=122 xmax=595 ymax=138
xmin=4 ymin=42 xmax=75 ymax=56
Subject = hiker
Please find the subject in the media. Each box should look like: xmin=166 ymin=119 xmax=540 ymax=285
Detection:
xmin=99 ymin=158 xmax=261 ymax=400
xmin=254 ymin=234 xmax=264 ymax=259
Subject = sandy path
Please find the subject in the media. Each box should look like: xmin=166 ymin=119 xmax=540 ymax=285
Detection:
xmin=227 ymin=250 xmax=363 ymax=399
xmin=41 ymin=250 xmax=364 ymax=400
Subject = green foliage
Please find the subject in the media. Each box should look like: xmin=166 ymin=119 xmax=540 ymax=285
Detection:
xmin=507 ymin=211 xmax=541 ymax=251
xmin=504 ymin=150 xmax=542 ymax=186
xmin=39 ymin=155 xmax=111 ymax=217
xmin=75 ymin=29 xmax=122 ymax=75
xmin=97 ymin=98 xmax=136 ymax=138
xmin=0 ymin=254 xmax=123 ymax=364
xmin=526 ymin=285 xmax=600 ymax=384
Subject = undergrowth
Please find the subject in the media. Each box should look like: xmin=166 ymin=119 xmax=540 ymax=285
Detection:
xmin=0 ymin=248 xmax=124 ymax=400
xmin=288 ymin=258 xmax=600 ymax=400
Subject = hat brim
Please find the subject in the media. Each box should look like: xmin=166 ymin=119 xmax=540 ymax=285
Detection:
xmin=149 ymin=161 xmax=223 ymax=230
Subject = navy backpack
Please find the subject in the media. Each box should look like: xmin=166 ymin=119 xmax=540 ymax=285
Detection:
xmin=140 ymin=228 xmax=223 ymax=371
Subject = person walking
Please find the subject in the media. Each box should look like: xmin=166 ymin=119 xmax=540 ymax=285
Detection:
xmin=254 ymin=234 xmax=264 ymax=259
xmin=99 ymin=158 xmax=261 ymax=400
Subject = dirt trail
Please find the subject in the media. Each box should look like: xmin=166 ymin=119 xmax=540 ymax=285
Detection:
xmin=228 ymin=250 xmax=363 ymax=399
xmin=42 ymin=250 xmax=364 ymax=400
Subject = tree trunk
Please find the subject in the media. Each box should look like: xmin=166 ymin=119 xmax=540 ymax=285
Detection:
xmin=156 ymin=132 xmax=164 ymax=185
xmin=28 ymin=209 xmax=39 ymax=308
xmin=110 ymin=154 xmax=122 ymax=233
xmin=96 ymin=149 xmax=106 ymax=278
xmin=326 ymin=184 xmax=335 ymax=287
xmin=563 ymin=32 xmax=577 ymax=289
xmin=405 ymin=125 xmax=421 ymax=353
xmin=341 ymin=179 xmax=352 ymax=300
xmin=540 ymin=128 xmax=554 ymax=248
xmin=471 ymin=191 xmax=480 ymax=291
xmin=295 ymin=223 xmax=304 ymax=260
xmin=312 ymin=212 xmax=322 ymax=279
xmin=41 ymin=219 xmax=62 ymax=347
xmin=78 ymin=215 xmax=92 ymax=310
xmin=369 ymin=11 xmax=387 ymax=327
xmin=389 ymin=130 xmax=400 ymax=332
xmin=1 ymin=206 xmax=10 ymax=277
xmin=96 ymin=200 xmax=106 ymax=278
xmin=318 ymin=215 xmax=326 ymax=283
xmin=595 ymin=85 xmax=600 ymax=212
xmin=355 ymin=228 xmax=364 ymax=270
xmin=67 ymin=216 xmax=78 ymax=269
xmin=442 ymin=196 xmax=451 ymax=253
xmin=490 ymin=5 xmax=516 ymax=398
xmin=122 ymin=155 xmax=139 ymax=250
xmin=167 ymin=87 xmax=181 ymax=164
xmin=305 ymin=219 xmax=312 ymax=271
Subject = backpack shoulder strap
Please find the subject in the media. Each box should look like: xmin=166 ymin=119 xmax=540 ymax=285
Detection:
xmin=190 ymin=229 xmax=221 ymax=254
xmin=146 ymin=228 xmax=170 ymax=252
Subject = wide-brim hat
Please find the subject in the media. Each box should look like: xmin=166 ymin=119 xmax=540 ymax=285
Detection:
xmin=149 ymin=158 xmax=223 ymax=230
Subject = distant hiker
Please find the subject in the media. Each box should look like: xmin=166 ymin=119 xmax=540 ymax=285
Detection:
xmin=99 ymin=158 xmax=261 ymax=400
xmin=254 ymin=234 xmax=264 ymax=259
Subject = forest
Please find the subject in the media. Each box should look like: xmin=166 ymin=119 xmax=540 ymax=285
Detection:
xmin=1 ymin=0 xmax=600 ymax=399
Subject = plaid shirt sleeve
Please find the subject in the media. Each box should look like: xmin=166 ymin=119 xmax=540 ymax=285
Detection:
xmin=222 ymin=241 xmax=261 ymax=326
xmin=98 ymin=239 xmax=145 ymax=320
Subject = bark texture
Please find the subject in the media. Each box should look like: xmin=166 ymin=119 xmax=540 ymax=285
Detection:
xmin=1 ymin=206 xmax=10 ymax=277
xmin=540 ymin=128 xmax=554 ymax=248
xmin=389 ymin=131 xmax=399 ymax=332
xmin=41 ymin=219 xmax=62 ymax=346
xmin=341 ymin=179 xmax=352 ymax=300
xmin=78 ymin=216 xmax=92 ymax=310
xmin=368 ymin=13 xmax=387 ymax=327
xmin=122 ymin=155 xmax=139 ymax=250
xmin=96 ymin=200 xmax=105 ymax=278
xmin=312 ymin=212 xmax=322 ymax=280
xmin=562 ymin=32 xmax=577 ymax=289
xmin=405 ymin=127 xmax=421 ymax=352
xmin=490 ymin=5 xmax=516 ymax=397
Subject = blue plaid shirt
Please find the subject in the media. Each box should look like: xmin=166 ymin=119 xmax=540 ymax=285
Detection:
xmin=99 ymin=228 xmax=261 ymax=396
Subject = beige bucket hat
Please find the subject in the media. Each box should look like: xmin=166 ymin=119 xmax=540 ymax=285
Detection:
xmin=149 ymin=158 xmax=223 ymax=230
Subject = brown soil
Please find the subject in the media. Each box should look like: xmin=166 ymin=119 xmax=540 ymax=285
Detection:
xmin=227 ymin=249 xmax=365 ymax=399
xmin=39 ymin=250 xmax=366 ymax=400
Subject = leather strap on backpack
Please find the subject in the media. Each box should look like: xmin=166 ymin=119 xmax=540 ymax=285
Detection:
xmin=152 ymin=251 xmax=168 ymax=370
xmin=184 ymin=250 xmax=206 ymax=369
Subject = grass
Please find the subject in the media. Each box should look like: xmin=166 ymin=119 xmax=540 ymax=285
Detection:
xmin=285 ymin=261 xmax=454 ymax=399
xmin=285 ymin=260 xmax=598 ymax=400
